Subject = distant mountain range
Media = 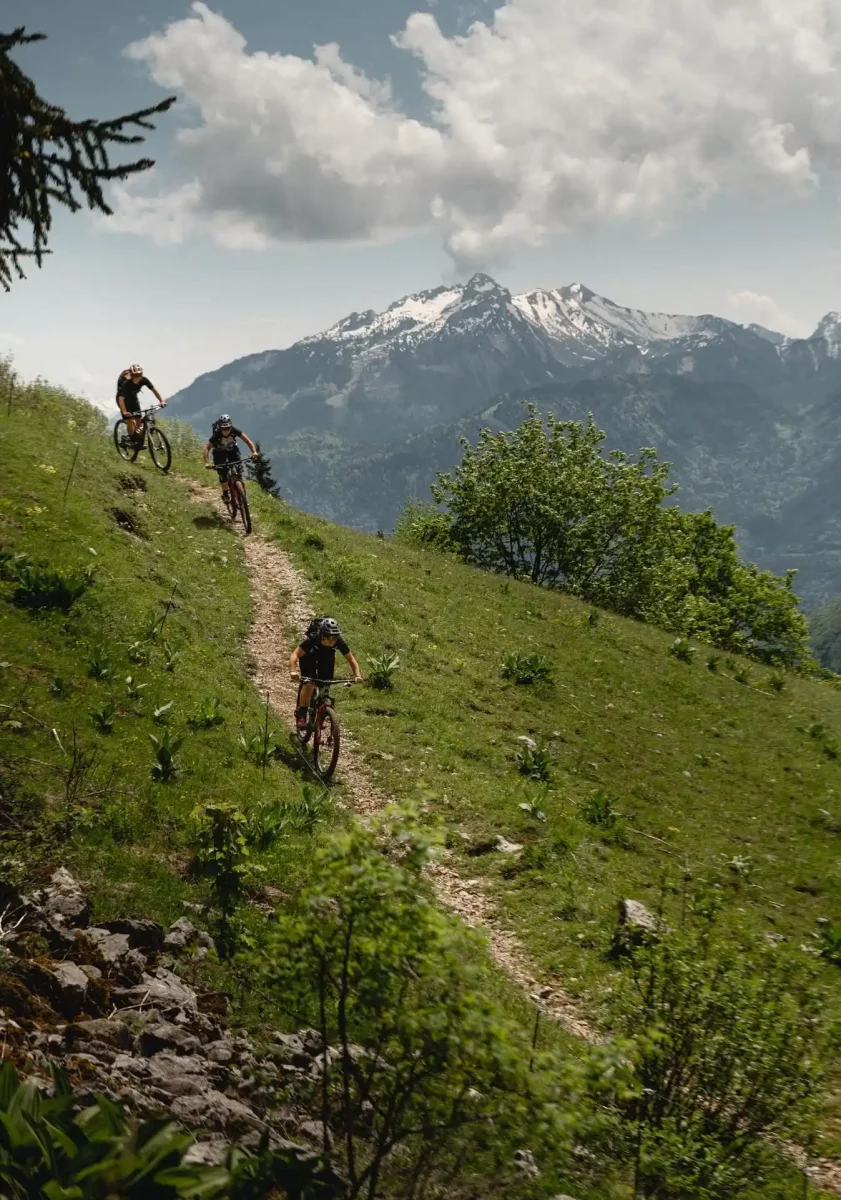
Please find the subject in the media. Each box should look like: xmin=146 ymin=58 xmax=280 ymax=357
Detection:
xmin=169 ymin=274 xmax=841 ymax=609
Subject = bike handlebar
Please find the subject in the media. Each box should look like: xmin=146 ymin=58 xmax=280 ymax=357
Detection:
xmin=298 ymin=677 xmax=358 ymax=686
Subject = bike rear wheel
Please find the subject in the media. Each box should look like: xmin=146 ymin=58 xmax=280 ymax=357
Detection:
xmin=147 ymin=423 xmax=172 ymax=473
xmin=114 ymin=418 xmax=139 ymax=462
xmin=232 ymin=479 xmax=252 ymax=535
xmin=313 ymin=706 xmax=340 ymax=780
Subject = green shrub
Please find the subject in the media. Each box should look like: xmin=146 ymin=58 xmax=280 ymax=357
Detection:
xmin=150 ymin=730 xmax=182 ymax=781
xmin=615 ymin=917 xmax=830 ymax=1199
xmin=515 ymin=741 xmax=552 ymax=781
xmin=255 ymin=805 xmax=588 ymax=1198
xmin=189 ymin=799 xmax=263 ymax=956
xmin=88 ymin=648 xmax=111 ymax=679
xmin=12 ymin=562 xmax=95 ymax=612
xmin=394 ymin=498 xmax=454 ymax=549
xmin=189 ymin=696 xmax=224 ymax=729
xmin=90 ymin=701 xmax=116 ymax=735
xmin=668 ymin=637 xmax=696 ymax=664
xmin=500 ymin=650 xmax=553 ymax=685
xmin=580 ymin=789 xmax=620 ymax=828
xmin=367 ymin=651 xmax=400 ymax=690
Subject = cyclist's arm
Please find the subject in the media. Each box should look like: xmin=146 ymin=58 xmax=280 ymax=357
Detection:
xmin=203 ymin=440 xmax=212 ymax=464
xmin=289 ymin=646 xmax=304 ymax=678
xmin=344 ymin=650 xmax=363 ymax=681
xmin=240 ymin=432 xmax=258 ymax=458
xmin=143 ymin=378 xmax=165 ymax=407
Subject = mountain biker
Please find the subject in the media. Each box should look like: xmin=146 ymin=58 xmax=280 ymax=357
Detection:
xmin=203 ymin=414 xmax=258 ymax=507
xmin=116 ymin=365 xmax=166 ymax=441
xmin=290 ymin=617 xmax=362 ymax=728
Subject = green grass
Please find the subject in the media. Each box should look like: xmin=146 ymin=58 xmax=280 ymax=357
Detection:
xmin=0 ymin=383 xmax=337 ymax=1025
xmin=245 ymin=490 xmax=841 ymax=1027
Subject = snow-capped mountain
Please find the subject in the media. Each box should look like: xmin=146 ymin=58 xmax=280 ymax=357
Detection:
xmin=172 ymin=272 xmax=815 ymax=444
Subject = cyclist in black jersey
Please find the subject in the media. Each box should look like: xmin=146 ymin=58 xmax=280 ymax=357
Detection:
xmin=116 ymin=364 xmax=166 ymax=442
xmin=290 ymin=617 xmax=362 ymax=727
xmin=203 ymin=414 xmax=258 ymax=508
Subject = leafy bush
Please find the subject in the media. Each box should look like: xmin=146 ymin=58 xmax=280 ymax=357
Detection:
xmin=668 ymin=637 xmax=695 ymax=664
xmin=325 ymin=554 xmax=360 ymax=595
xmin=0 ymin=1061 xmax=223 ymax=1199
xmin=88 ymin=648 xmax=111 ymax=679
xmin=127 ymin=639 xmax=151 ymax=666
xmin=428 ymin=408 xmax=811 ymax=667
xmin=515 ymin=741 xmax=552 ymax=781
xmin=189 ymin=696 xmax=224 ymax=729
xmin=580 ymin=789 xmax=619 ymax=828
xmin=0 ymin=547 xmax=28 ymax=581
xmin=394 ymin=498 xmax=454 ymax=550
xmin=255 ymin=806 xmax=588 ymax=1198
xmin=768 ymin=671 xmax=786 ymax=693
xmin=162 ymin=641 xmax=180 ymax=673
xmin=90 ymin=701 xmax=116 ymax=735
xmin=500 ymin=650 xmax=553 ymax=685
xmin=125 ymin=675 xmax=147 ymax=702
xmin=150 ymin=730 xmax=182 ymax=781
xmin=12 ymin=562 xmax=95 ymax=612
xmin=367 ymin=651 xmax=400 ymax=690
xmin=189 ymin=800 xmax=263 ymax=956
xmin=238 ymin=727 xmax=277 ymax=769
xmin=614 ymin=917 xmax=831 ymax=1199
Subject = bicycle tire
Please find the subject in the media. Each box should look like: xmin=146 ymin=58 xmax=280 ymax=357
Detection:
xmin=114 ymin=418 xmax=139 ymax=462
xmin=233 ymin=479 xmax=252 ymax=535
xmin=147 ymin=423 xmax=172 ymax=473
xmin=313 ymin=705 xmax=340 ymax=780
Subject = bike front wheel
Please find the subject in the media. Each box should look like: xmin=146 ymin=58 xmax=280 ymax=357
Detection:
xmin=114 ymin=418 xmax=139 ymax=462
xmin=232 ymin=479 xmax=252 ymax=535
xmin=147 ymin=423 xmax=172 ymax=473
xmin=313 ymin=706 xmax=340 ymax=780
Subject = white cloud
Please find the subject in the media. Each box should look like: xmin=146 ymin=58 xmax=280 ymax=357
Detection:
xmin=726 ymin=290 xmax=813 ymax=337
xmin=109 ymin=0 xmax=841 ymax=271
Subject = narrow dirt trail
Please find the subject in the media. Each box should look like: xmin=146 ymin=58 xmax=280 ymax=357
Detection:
xmin=185 ymin=478 xmax=595 ymax=1042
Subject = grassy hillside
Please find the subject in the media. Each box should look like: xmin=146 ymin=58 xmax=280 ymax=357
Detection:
xmin=242 ymin=484 xmax=841 ymax=1022
xmin=0 ymin=380 xmax=344 ymax=1024
xmin=5 ymin=378 xmax=841 ymax=1191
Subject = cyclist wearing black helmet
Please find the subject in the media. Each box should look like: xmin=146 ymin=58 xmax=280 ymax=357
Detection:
xmin=203 ymin=414 xmax=258 ymax=508
xmin=116 ymin=364 xmax=166 ymax=443
xmin=290 ymin=617 xmax=362 ymax=728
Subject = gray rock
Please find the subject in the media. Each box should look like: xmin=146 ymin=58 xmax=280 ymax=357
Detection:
xmin=513 ymin=1149 xmax=540 ymax=1178
xmin=98 ymin=919 xmax=164 ymax=952
xmin=298 ymin=1028 xmax=325 ymax=1057
xmin=171 ymin=1090 xmax=264 ymax=1134
xmin=610 ymin=899 xmax=664 ymax=957
xmin=139 ymin=1022 xmax=203 ymax=1057
xmin=39 ymin=869 xmax=90 ymax=929
xmin=65 ymin=1018 xmax=133 ymax=1051
xmin=183 ymin=1136 xmax=230 ymax=1167
xmin=146 ymin=1052 xmax=212 ymax=1097
xmin=86 ymin=928 xmax=131 ymax=967
xmin=163 ymin=918 xmax=199 ymax=952
xmin=516 ymin=736 xmax=537 ymax=751
xmin=118 ymin=949 xmax=147 ymax=985
xmin=114 ymin=969 xmax=198 ymax=1013
xmin=50 ymin=961 xmax=88 ymax=1018
xmin=205 ymin=1039 xmax=235 ymax=1065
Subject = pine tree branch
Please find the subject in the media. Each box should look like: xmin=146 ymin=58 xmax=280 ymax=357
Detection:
xmin=0 ymin=26 xmax=176 ymax=288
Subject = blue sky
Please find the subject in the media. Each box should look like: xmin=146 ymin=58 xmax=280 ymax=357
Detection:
xmin=4 ymin=0 xmax=841 ymax=408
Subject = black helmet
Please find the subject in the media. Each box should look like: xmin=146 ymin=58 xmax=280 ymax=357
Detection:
xmin=321 ymin=617 xmax=341 ymax=637
xmin=217 ymin=413 xmax=232 ymax=426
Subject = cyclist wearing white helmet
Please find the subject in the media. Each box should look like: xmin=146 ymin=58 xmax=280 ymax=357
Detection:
xmin=116 ymin=364 xmax=165 ymax=442
xmin=290 ymin=617 xmax=362 ymax=728
xmin=203 ymin=414 xmax=258 ymax=509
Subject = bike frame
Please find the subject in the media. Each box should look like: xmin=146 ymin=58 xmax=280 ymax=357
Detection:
xmin=299 ymin=677 xmax=353 ymax=732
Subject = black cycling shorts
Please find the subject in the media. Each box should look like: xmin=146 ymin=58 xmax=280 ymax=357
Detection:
xmin=298 ymin=654 xmax=328 ymax=682
xmin=212 ymin=447 xmax=241 ymax=466
xmin=118 ymin=394 xmax=141 ymax=415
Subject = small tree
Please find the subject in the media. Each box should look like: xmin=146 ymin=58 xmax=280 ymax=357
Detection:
xmin=0 ymin=27 xmax=175 ymax=288
xmin=256 ymin=805 xmax=590 ymax=1198
xmin=250 ymin=442 xmax=280 ymax=496
xmin=615 ymin=916 xmax=831 ymax=1199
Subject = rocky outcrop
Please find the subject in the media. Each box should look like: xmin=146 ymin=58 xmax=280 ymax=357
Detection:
xmin=0 ymin=870 xmax=341 ymax=1165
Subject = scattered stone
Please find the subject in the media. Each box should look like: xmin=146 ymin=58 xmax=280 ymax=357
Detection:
xmin=66 ymin=1019 xmax=132 ymax=1051
xmin=516 ymin=736 xmax=537 ymax=751
xmin=495 ymin=836 xmax=523 ymax=854
xmin=513 ymin=1149 xmax=540 ymax=1178
xmin=764 ymin=931 xmax=787 ymax=946
xmin=39 ymin=869 xmax=90 ymax=929
xmin=114 ymin=969 xmax=199 ymax=1014
xmin=98 ymin=919 xmax=165 ymax=953
xmin=610 ymin=899 xmax=663 ymax=958
xmin=163 ymin=918 xmax=199 ymax=952
xmin=139 ymin=1022 xmax=203 ymax=1057
xmin=50 ymin=961 xmax=89 ymax=1018
xmin=171 ymin=1091 xmax=265 ymax=1134
xmin=85 ymin=928 xmax=131 ymax=967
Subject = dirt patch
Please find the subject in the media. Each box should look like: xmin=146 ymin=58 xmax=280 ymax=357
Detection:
xmin=110 ymin=507 xmax=148 ymax=540
xmin=115 ymin=472 xmax=147 ymax=493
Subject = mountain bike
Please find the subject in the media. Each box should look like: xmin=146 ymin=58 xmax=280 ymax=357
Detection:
xmin=295 ymin=677 xmax=357 ymax=780
xmin=207 ymin=458 xmax=252 ymax=535
xmin=114 ymin=406 xmax=172 ymax=473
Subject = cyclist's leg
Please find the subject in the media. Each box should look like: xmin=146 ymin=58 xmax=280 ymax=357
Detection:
xmin=296 ymin=661 xmax=316 ymax=726
xmin=118 ymin=396 xmax=140 ymax=439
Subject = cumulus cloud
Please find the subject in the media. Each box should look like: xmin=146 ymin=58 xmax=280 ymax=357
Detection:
xmin=727 ymin=290 xmax=813 ymax=337
xmin=109 ymin=0 xmax=841 ymax=270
